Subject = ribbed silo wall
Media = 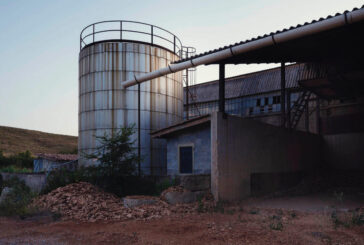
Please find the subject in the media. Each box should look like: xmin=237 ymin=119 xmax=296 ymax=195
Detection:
xmin=78 ymin=42 xmax=183 ymax=175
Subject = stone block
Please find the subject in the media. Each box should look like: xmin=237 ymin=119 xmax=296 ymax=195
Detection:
xmin=164 ymin=190 xmax=207 ymax=205
xmin=0 ymin=187 xmax=13 ymax=204
xmin=123 ymin=196 xmax=158 ymax=208
xmin=177 ymin=174 xmax=210 ymax=191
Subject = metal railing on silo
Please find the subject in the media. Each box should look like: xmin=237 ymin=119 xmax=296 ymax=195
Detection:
xmin=80 ymin=20 xmax=183 ymax=56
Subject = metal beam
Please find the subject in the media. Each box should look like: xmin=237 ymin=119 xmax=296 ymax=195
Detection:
xmin=287 ymin=90 xmax=291 ymax=128
xmin=316 ymin=96 xmax=321 ymax=135
xmin=219 ymin=63 xmax=225 ymax=114
xmin=137 ymin=83 xmax=141 ymax=176
xmin=281 ymin=62 xmax=286 ymax=127
xmin=185 ymin=51 xmax=189 ymax=120
xmin=305 ymin=100 xmax=309 ymax=132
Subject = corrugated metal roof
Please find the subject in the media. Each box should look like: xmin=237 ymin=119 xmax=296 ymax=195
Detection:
xmin=174 ymin=5 xmax=364 ymax=64
xmin=36 ymin=153 xmax=78 ymax=162
xmin=185 ymin=63 xmax=303 ymax=104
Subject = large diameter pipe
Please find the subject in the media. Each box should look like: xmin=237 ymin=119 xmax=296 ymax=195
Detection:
xmin=121 ymin=9 xmax=364 ymax=89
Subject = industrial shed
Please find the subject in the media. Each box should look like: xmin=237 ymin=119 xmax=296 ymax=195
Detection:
xmin=144 ymin=6 xmax=364 ymax=201
xmin=33 ymin=153 xmax=78 ymax=173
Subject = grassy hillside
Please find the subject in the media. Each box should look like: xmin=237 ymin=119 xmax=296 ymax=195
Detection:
xmin=0 ymin=126 xmax=77 ymax=156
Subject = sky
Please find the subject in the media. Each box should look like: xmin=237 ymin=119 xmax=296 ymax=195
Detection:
xmin=0 ymin=0 xmax=362 ymax=136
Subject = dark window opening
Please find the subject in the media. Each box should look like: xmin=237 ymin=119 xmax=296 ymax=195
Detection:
xmin=179 ymin=146 xmax=193 ymax=174
xmin=256 ymin=99 xmax=261 ymax=106
xmin=273 ymin=96 xmax=281 ymax=104
xmin=264 ymin=97 xmax=269 ymax=105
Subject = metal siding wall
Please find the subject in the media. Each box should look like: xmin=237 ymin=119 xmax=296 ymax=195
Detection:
xmin=78 ymin=42 xmax=183 ymax=175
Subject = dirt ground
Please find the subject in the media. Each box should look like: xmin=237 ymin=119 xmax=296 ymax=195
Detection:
xmin=0 ymin=194 xmax=363 ymax=245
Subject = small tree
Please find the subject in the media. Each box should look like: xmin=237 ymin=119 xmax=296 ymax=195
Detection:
xmin=84 ymin=125 xmax=140 ymax=177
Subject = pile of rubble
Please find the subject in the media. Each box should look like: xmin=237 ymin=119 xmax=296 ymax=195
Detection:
xmin=33 ymin=182 xmax=199 ymax=222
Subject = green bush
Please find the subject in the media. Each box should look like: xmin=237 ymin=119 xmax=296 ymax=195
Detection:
xmin=0 ymin=150 xmax=34 ymax=169
xmin=0 ymin=165 xmax=32 ymax=173
xmin=155 ymin=178 xmax=176 ymax=195
xmin=43 ymin=125 xmax=165 ymax=197
xmin=0 ymin=176 xmax=37 ymax=217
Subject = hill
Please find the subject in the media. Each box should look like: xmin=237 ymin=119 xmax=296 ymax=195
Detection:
xmin=0 ymin=126 xmax=77 ymax=156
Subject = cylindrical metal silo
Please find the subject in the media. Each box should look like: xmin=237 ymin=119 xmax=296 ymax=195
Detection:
xmin=78 ymin=21 xmax=183 ymax=175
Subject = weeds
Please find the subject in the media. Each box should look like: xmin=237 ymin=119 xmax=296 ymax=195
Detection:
xmin=269 ymin=215 xmax=283 ymax=231
xmin=0 ymin=165 xmax=32 ymax=173
xmin=331 ymin=209 xmax=343 ymax=228
xmin=238 ymin=214 xmax=245 ymax=223
xmin=155 ymin=178 xmax=176 ymax=195
xmin=330 ymin=208 xmax=364 ymax=228
xmin=333 ymin=191 xmax=344 ymax=203
xmin=213 ymin=201 xmax=225 ymax=214
xmin=249 ymin=208 xmax=259 ymax=215
xmin=351 ymin=210 xmax=364 ymax=226
xmin=197 ymin=197 xmax=205 ymax=213
xmin=270 ymin=222 xmax=283 ymax=231
xmin=226 ymin=208 xmax=236 ymax=215
xmin=0 ymin=176 xmax=37 ymax=217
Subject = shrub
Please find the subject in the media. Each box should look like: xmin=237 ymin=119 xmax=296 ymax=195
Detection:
xmin=155 ymin=178 xmax=176 ymax=195
xmin=249 ymin=208 xmax=259 ymax=215
xmin=351 ymin=210 xmax=364 ymax=226
xmin=83 ymin=125 xmax=140 ymax=176
xmin=0 ymin=176 xmax=37 ymax=217
xmin=270 ymin=222 xmax=283 ymax=231
xmin=0 ymin=150 xmax=34 ymax=169
xmin=0 ymin=165 xmax=32 ymax=173
xmin=43 ymin=125 xmax=165 ymax=197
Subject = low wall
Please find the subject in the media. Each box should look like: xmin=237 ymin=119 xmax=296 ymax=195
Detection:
xmin=211 ymin=112 xmax=321 ymax=201
xmin=323 ymin=132 xmax=364 ymax=170
xmin=1 ymin=172 xmax=47 ymax=193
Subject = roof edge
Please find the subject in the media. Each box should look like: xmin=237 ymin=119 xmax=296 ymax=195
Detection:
xmin=151 ymin=115 xmax=210 ymax=138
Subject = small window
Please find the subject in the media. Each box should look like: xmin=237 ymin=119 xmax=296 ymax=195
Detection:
xmin=264 ymin=97 xmax=269 ymax=105
xmin=273 ymin=96 xmax=281 ymax=104
xmin=256 ymin=99 xmax=261 ymax=106
xmin=179 ymin=146 xmax=193 ymax=174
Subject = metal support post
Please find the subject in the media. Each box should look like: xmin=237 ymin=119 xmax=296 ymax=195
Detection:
xmin=287 ymin=90 xmax=291 ymax=129
xmin=305 ymin=100 xmax=309 ymax=132
xmin=92 ymin=24 xmax=95 ymax=43
xmin=281 ymin=62 xmax=286 ymax=127
xmin=120 ymin=21 xmax=122 ymax=39
xmin=219 ymin=63 xmax=225 ymax=115
xmin=138 ymin=83 xmax=141 ymax=176
xmin=151 ymin=26 xmax=153 ymax=45
xmin=185 ymin=50 xmax=189 ymax=120
xmin=316 ymin=96 xmax=321 ymax=135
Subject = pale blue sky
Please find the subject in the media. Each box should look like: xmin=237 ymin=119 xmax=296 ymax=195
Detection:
xmin=0 ymin=0 xmax=362 ymax=136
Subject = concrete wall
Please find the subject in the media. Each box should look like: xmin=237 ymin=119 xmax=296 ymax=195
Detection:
xmin=323 ymin=132 xmax=364 ymax=170
xmin=211 ymin=112 xmax=321 ymax=201
xmin=166 ymin=125 xmax=211 ymax=176
xmin=1 ymin=172 xmax=47 ymax=193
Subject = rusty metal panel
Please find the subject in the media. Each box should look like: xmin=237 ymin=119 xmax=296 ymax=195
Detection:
xmin=79 ymin=41 xmax=182 ymax=175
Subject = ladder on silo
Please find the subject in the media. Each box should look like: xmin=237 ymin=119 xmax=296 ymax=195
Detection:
xmin=181 ymin=46 xmax=200 ymax=119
